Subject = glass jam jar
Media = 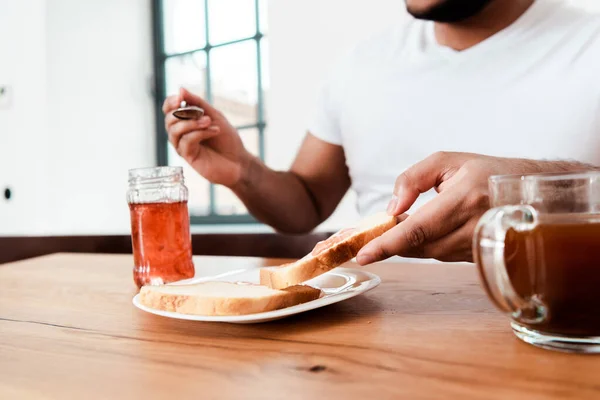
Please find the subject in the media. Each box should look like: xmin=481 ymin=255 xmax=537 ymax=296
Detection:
xmin=127 ymin=166 xmax=195 ymax=288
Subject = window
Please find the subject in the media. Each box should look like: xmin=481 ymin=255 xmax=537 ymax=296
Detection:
xmin=152 ymin=0 xmax=268 ymax=224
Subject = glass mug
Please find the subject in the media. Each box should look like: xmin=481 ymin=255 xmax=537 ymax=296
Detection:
xmin=474 ymin=171 xmax=600 ymax=353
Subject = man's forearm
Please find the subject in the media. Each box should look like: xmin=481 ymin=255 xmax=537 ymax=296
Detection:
xmin=230 ymin=155 xmax=322 ymax=234
xmin=518 ymin=158 xmax=600 ymax=174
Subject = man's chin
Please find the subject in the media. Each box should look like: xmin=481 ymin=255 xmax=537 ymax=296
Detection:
xmin=406 ymin=0 xmax=494 ymax=23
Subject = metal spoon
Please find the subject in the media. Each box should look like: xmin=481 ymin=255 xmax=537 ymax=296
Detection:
xmin=172 ymin=100 xmax=205 ymax=120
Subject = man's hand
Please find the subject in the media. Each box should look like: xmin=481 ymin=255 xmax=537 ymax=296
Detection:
xmin=356 ymin=152 xmax=592 ymax=264
xmin=163 ymin=87 xmax=253 ymax=187
xmin=163 ymin=88 xmax=351 ymax=234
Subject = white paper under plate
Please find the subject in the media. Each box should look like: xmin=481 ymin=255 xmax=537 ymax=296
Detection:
xmin=132 ymin=267 xmax=381 ymax=324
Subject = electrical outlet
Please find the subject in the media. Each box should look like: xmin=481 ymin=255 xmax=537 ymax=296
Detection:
xmin=0 ymin=85 xmax=12 ymax=109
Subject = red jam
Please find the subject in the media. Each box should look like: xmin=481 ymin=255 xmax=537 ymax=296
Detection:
xmin=311 ymin=228 xmax=356 ymax=256
xmin=129 ymin=201 xmax=195 ymax=287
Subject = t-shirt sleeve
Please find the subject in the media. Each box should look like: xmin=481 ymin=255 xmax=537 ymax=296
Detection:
xmin=306 ymin=67 xmax=344 ymax=146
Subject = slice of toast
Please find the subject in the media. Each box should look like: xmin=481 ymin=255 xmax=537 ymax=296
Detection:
xmin=260 ymin=212 xmax=398 ymax=289
xmin=139 ymin=281 xmax=321 ymax=316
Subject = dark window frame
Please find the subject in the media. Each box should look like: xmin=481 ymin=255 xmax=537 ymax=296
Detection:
xmin=151 ymin=0 xmax=266 ymax=224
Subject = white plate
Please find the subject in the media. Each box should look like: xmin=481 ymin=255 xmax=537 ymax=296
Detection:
xmin=132 ymin=267 xmax=381 ymax=324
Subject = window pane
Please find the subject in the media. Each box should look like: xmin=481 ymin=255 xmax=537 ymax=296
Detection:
xmin=211 ymin=40 xmax=258 ymax=126
xmin=162 ymin=0 xmax=206 ymax=54
xmin=165 ymin=52 xmax=207 ymax=97
xmin=214 ymin=185 xmax=246 ymax=215
xmin=208 ymin=0 xmax=256 ymax=44
xmin=167 ymin=146 xmax=211 ymax=216
xmin=259 ymin=0 xmax=268 ymax=34
xmin=239 ymin=128 xmax=260 ymax=157
xmin=260 ymin=37 xmax=269 ymax=122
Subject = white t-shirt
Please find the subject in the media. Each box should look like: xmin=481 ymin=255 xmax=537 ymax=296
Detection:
xmin=309 ymin=0 xmax=600 ymax=217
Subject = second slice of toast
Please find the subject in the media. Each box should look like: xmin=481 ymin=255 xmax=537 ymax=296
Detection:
xmin=140 ymin=281 xmax=322 ymax=316
xmin=260 ymin=212 xmax=398 ymax=289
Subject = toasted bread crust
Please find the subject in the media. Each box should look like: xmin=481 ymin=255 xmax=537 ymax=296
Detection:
xmin=260 ymin=215 xmax=398 ymax=289
xmin=139 ymin=284 xmax=321 ymax=316
xmin=260 ymin=258 xmax=323 ymax=290
xmin=281 ymin=285 xmax=323 ymax=305
xmin=316 ymin=215 xmax=397 ymax=266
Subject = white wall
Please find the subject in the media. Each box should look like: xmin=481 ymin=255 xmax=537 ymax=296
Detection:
xmin=45 ymin=0 xmax=155 ymax=235
xmin=0 ymin=0 xmax=154 ymax=236
xmin=1 ymin=0 xmax=599 ymax=236
xmin=0 ymin=0 xmax=49 ymax=234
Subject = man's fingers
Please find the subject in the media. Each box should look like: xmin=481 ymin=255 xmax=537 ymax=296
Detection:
xmin=176 ymin=127 xmax=222 ymax=160
xmin=179 ymin=87 xmax=220 ymax=117
xmin=165 ymin=113 xmax=180 ymax=130
xmin=168 ymin=117 xmax=214 ymax=148
xmin=388 ymin=151 xmax=461 ymax=216
xmin=404 ymin=219 xmax=478 ymax=262
xmin=162 ymin=95 xmax=180 ymax=114
xmin=166 ymin=114 xmax=211 ymax=131
xmin=357 ymin=186 xmax=472 ymax=265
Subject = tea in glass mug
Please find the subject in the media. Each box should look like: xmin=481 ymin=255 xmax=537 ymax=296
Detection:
xmin=473 ymin=171 xmax=600 ymax=353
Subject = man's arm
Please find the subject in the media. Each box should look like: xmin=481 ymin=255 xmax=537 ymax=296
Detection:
xmin=232 ymin=132 xmax=351 ymax=234
xmin=163 ymin=88 xmax=350 ymax=234
xmin=356 ymin=152 xmax=599 ymax=264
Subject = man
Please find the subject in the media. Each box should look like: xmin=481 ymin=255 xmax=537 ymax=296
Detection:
xmin=162 ymin=0 xmax=600 ymax=264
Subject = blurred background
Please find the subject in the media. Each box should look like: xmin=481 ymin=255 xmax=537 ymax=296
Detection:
xmin=1 ymin=0 xmax=599 ymax=237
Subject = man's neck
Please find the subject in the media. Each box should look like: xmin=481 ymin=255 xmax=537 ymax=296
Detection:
xmin=434 ymin=0 xmax=534 ymax=51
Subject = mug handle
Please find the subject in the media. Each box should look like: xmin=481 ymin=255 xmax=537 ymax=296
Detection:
xmin=473 ymin=205 xmax=547 ymax=325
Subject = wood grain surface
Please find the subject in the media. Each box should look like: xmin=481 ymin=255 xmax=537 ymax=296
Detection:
xmin=1 ymin=253 xmax=599 ymax=400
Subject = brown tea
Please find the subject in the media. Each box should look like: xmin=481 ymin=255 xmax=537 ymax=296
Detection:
xmin=505 ymin=217 xmax=600 ymax=337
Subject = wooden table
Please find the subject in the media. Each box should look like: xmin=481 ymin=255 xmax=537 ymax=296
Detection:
xmin=1 ymin=254 xmax=599 ymax=399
